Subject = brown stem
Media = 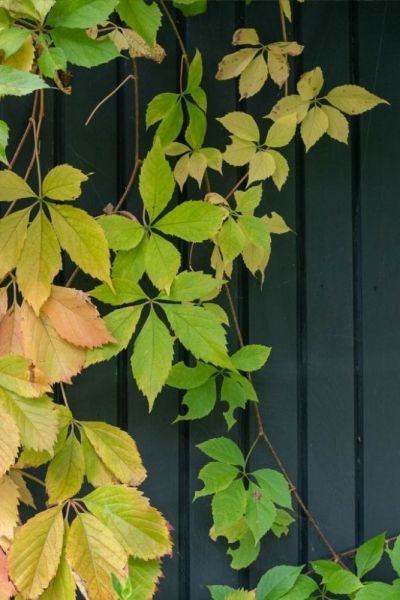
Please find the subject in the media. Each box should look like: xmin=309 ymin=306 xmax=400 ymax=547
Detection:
xmin=225 ymin=171 xmax=249 ymax=203
xmin=20 ymin=471 xmax=46 ymax=488
xmin=25 ymin=89 xmax=45 ymax=182
xmin=159 ymin=0 xmax=189 ymax=66
xmin=85 ymin=74 xmax=135 ymax=126
xmin=224 ymin=282 xmax=345 ymax=566
xmin=278 ymin=1 xmax=289 ymax=97
xmin=9 ymin=90 xmax=39 ymax=170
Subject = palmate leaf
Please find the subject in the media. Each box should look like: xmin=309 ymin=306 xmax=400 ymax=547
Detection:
xmin=84 ymin=485 xmax=173 ymax=560
xmin=47 ymin=0 xmax=119 ymax=28
xmin=66 ymin=512 xmax=127 ymax=600
xmin=0 ymin=66 xmax=48 ymax=96
xmin=212 ymin=479 xmax=247 ymax=531
xmin=42 ymin=164 xmax=88 ymax=201
xmin=125 ymin=558 xmax=162 ymax=600
xmin=355 ymin=533 xmax=385 ymax=578
xmin=81 ymin=432 xmax=116 ymax=487
xmin=9 ymin=506 xmax=64 ymax=599
xmin=326 ymin=84 xmax=388 ymax=115
xmin=245 ymin=482 xmax=276 ymax=543
xmin=145 ymin=233 xmax=181 ymax=291
xmin=131 ymin=308 xmax=174 ymax=409
xmin=0 ymin=354 xmax=50 ymax=397
xmin=154 ymin=201 xmax=225 ymax=242
xmin=197 ymin=438 xmax=244 ymax=467
xmin=39 ymin=541 xmax=75 ymax=600
xmin=81 ymin=421 xmax=147 ymax=486
xmin=231 ymin=344 xmax=271 ymax=372
xmin=50 ymin=28 xmax=120 ymax=68
xmin=176 ymin=377 xmax=217 ymax=421
xmin=256 ymin=565 xmax=303 ymax=600
xmin=117 ymin=0 xmax=162 ymax=47
xmin=16 ymin=210 xmax=62 ymax=315
xmin=139 ymin=138 xmax=175 ymax=221
xmin=45 ymin=431 xmax=85 ymax=504
xmin=98 ymin=214 xmax=144 ymax=251
xmin=4 ymin=35 xmax=35 ymax=73
xmin=0 ymin=171 xmax=36 ymax=202
xmin=0 ymin=208 xmax=30 ymax=281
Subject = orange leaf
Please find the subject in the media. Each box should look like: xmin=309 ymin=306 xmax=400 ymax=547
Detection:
xmin=41 ymin=286 xmax=115 ymax=349
xmin=20 ymin=303 xmax=86 ymax=385
xmin=0 ymin=548 xmax=16 ymax=600
xmin=0 ymin=308 xmax=24 ymax=357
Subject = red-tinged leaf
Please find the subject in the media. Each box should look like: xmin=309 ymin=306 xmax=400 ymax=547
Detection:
xmin=41 ymin=286 xmax=115 ymax=349
xmin=0 ymin=307 xmax=24 ymax=356
xmin=0 ymin=548 xmax=16 ymax=599
xmin=20 ymin=302 xmax=86 ymax=384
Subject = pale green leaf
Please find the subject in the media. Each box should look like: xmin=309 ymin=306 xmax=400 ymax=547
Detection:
xmin=174 ymin=0 xmax=207 ymax=17
xmin=188 ymin=151 xmax=208 ymax=187
xmin=83 ymin=484 xmax=172 ymax=559
xmin=355 ymin=582 xmax=400 ymax=600
xmin=166 ymin=270 xmax=221 ymax=301
xmin=146 ymin=92 xmax=179 ymax=127
xmin=279 ymin=574 xmax=318 ymax=600
xmin=117 ymin=0 xmax=162 ymax=47
xmin=388 ymin=536 xmax=400 ymax=577
xmin=266 ymin=114 xmax=297 ymax=148
xmin=166 ymin=361 xmax=216 ymax=389
xmin=82 ymin=421 xmax=146 ymax=486
xmin=253 ymin=468 xmax=292 ymax=509
xmin=155 ymin=101 xmax=184 ymax=146
xmin=262 ymin=211 xmax=291 ymax=234
xmin=49 ymin=203 xmax=111 ymax=285
xmin=125 ymin=558 xmax=162 ymax=600
xmin=42 ymin=164 xmax=88 ymax=201
xmin=187 ymin=49 xmax=203 ymax=92
xmin=194 ymin=461 xmax=238 ymax=499
xmin=217 ymin=112 xmax=259 ymax=142
xmin=176 ymin=377 xmax=217 ymax=421
xmin=91 ymin=277 xmax=147 ymax=305
xmin=248 ymin=150 xmax=276 ymax=185
xmin=47 ymin=0 xmax=118 ymax=28
xmin=217 ymin=217 xmax=246 ymax=263
xmin=228 ymin=528 xmax=260 ymax=570
xmin=0 ymin=119 xmax=9 ymax=165
xmin=213 ymin=479 xmax=247 ymax=531
xmin=81 ymin=431 xmax=116 ymax=487
xmin=40 ymin=545 xmax=75 ymax=600
xmin=266 ymin=94 xmax=309 ymax=123
xmin=185 ymin=101 xmax=207 ymax=149
xmin=145 ymin=233 xmax=180 ymax=291
xmin=223 ymin=136 xmax=257 ymax=167
xmin=0 ymin=171 xmax=36 ymax=201
xmin=246 ymin=482 xmax=276 ymax=543
xmin=238 ymin=215 xmax=270 ymax=250
xmin=0 ymin=26 xmax=28 ymax=58
xmin=221 ymin=375 xmax=248 ymax=430
xmin=131 ymin=308 xmax=174 ymax=409
xmin=45 ymin=432 xmax=84 ymax=504
xmin=139 ymin=138 xmax=175 ymax=221
xmin=0 ymin=65 xmax=48 ymax=96
xmin=321 ymin=105 xmax=349 ymax=144
xmin=155 ymin=200 xmax=225 ymax=241
xmin=356 ymin=533 xmax=385 ymax=578
xmin=9 ymin=506 xmax=64 ymax=599
xmin=208 ymin=585 xmax=236 ymax=600
xmin=200 ymin=147 xmax=222 ymax=172
xmin=234 ymin=184 xmax=262 ymax=215
xmin=37 ymin=46 xmax=67 ymax=78
xmin=326 ymin=84 xmax=388 ymax=115
xmin=86 ymin=305 xmax=142 ymax=366
xmin=51 ymin=28 xmax=119 ymax=68
xmin=66 ymin=512 xmax=127 ymax=600
xmin=297 ymin=66 xmax=324 ymax=100
xmin=197 ymin=437 xmax=244 ymax=466
xmin=231 ymin=344 xmax=271 ymax=372
xmin=0 ymin=207 xmax=30 ymax=280
xmin=300 ymin=105 xmax=329 ymax=151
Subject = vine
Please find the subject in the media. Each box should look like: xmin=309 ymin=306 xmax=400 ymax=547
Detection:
xmin=0 ymin=1 xmax=394 ymax=599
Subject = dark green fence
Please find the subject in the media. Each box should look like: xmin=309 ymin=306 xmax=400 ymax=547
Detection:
xmin=4 ymin=1 xmax=400 ymax=597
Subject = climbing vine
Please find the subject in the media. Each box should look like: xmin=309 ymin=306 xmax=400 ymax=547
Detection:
xmin=0 ymin=0 xmax=394 ymax=599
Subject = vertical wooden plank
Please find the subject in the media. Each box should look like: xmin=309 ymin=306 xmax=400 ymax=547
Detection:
xmin=302 ymin=0 xmax=356 ymax=559
xmin=245 ymin=0 xmax=300 ymax=584
xmin=358 ymin=0 xmax=400 ymax=574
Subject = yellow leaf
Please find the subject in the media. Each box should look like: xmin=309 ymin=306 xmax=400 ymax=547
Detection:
xmin=0 ymin=289 xmax=7 ymax=320
xmin=0 ymin=476 xmax=19 ymax=541
xmin=41 ymin=285 xmax=114 ymax=349
xmin=242 ymin=241 xmax=271 ymax=283
xmin=82 ymin=432 xmax=116 ymax=487
xmin=9 ymin=506 xmax=64 ymax=599
xmin=8 ymin=471 xmax=35 ymax=509
xmin=321 ymin=105 xmax=349 ymax=144
xmin=84 ymin=485 xmax=173 ymax=560
xmin=216 ymin=48 xmax=258 ymax=80
xmin=223 ymin=136 xmax=257 ymax=167
xmin=239 ymin=53 xmax=268 ymax=99
xmin=0 ymin=208 xmax=30 ymax=280
xmin=66 ymin=513 xmax=127 ymax=600
xmin=232 ymin=28 xmax=260 ymax=46
xmin=4 ymin=36 xmax=34 ymax=72
xmin=297 ymin=66 xmax=324 ymax=100
xmin=0 ymin=307 xmax=24 ymax=356
xmin=267 ymin=149 xmax=289 ymax=191
xmin=81 ymin=421 xmax=147 ymax=486
xmin=16 ymin=210 xmax=62 ymax=315
xmin=262 ymin=212 xmax=291 ymax=234
xmin=0 ymin=355 xmax=50 ymax=398
xmin=173 ymin=153 xmax=190 ymax=190
xmin=248 ymin=151 xmax=276 ymax=185
xmin=267 ymin=48 xmax=289 ymax=88
xmin=326 ymin=84 xmax=389 ymax=115
xmin=279 ymin=0 xmax=292 ymax=22
xmin=19 ymin=302 xmax=86 ymax=385
xmin=39 ymin=541 xmax=75 ymax=600
xmin=42 ymin=164 xmax=88 ymax=201
xmin=121 ymin=29 xmax=165 ymax=63
xmin=46 ymin=432 xmax=84 ymax=504
xmin=267 ymin=94 xmax=310 ymax=123
xmin=266 ymin=114 xmax=297 ymax=148
xmin=218 ymin=112 xmax=259 ymax=142
xmin=0 ymin=172 xmax=36 ymax=202
xmin=300 ymin=106 xmax=329 ymax=151
xmin=48 ymin=204 xmax=111 ymax=286
xmin=188 ymin=151 xmax=207 ymax=187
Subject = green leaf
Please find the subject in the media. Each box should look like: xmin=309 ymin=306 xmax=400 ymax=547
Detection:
xmin=86 ymin=305 xmax=143 ymax=366
xmin=253 ymin=468 xmax=292 ymax=509
xmin=228 ymin=528 xmax=260 ymax=570
xmin=155 ymin=200 xmax=225 ymax=241
xmin=66 ymin=512 xmax=127 ymax=600
xmin=45 ymin=431 xmax=84 ymax=503
xmin=112 ymin=241 xmax=147 ymax=283
xmin=195 ymin=462 xmax=239 ymax=499
xmin=326 ymin=569 xmax=362 ymax=594
xmin=197 ymin=437 xmax=244 ymax=466
xmin=82 ymin=431 xmax=115 ymax=487
xmin=166 ymin=361 xmax=216 ymax=389
xmin=42 ymin=164 xmax=88 ymax=201
xmin=279 ymin=575 xmax=318 ymax=600
xmin=0 ymin=207 xmax=30 ymax=280
xmin=355 ymin=583 xmax=400 ymax=600
xmin=126 ymin=558 xmax=162 ymax=600
xmin=208 ymin=586 xmax=236 ymax=600
xmin=238 ymin=215 xmax=270 ymax=250
xmin=221 ymin=375 xmax=248 ymax=430
xmin=98 ymin=215 xmax=144 ymax=251
xmin=47 ymin=0 xmax=119 ymax=28
xmin=155 ymin=101 xmax=184 ymax=146
xmin=326 ymin=84 xmax=388 ymax=115
xmin=212 ymin=479 xmax=247 ymax=531
xmin=49 ymin=203 xmax=111 ymax=285
xmin=37 ymin=46 xmax=67 ymax=78
xmin=91 ymin=277 xmax=147 ymax=305
xmin=131 ymin=307 xmax=174 ymax=409
xmin=0 ymin=27 xmax=28 ymax=58
xmin=174 ymin=0 xmax=207 ymax=17
xmin=176 ymin=377 xmax=217 ymax=421
xmin=388 ymin=536 xmax=400 ymax=576
xmin=16 ymin=209 xmax=62 ymax=314
xmin=356 ymin=533 xmax=385 ymax=578
xmin=246 ymin=482 xmax=276 ymax=543
xmin=0 ymin=119 xmax=9 ymax=165
xmin=117 ymin=0 xmax=162 ymax=47
xmin=185 ymin=100 xmax=206 ymax=149
xmin=300 ymin=106 xmax=329 ymax=151
xmin=217 ymin=217 xmax=246 ymax=263
xmin=256 ymin=565 xmax=303 ymax=600
xmin=166 ymin=270 xmax=221 ymax=301
xmin=145 ymin=233 xmax=181 ymax=290
xmin=139 ymin=138 xmax=175 ymax=221
xmin=187 ymin=49 xmax=203 ymax=92
xmin=231 ymin=344 xmax=271 ymax=372
xmin=51 ymin=28 xmax=119 ymax=68
xmin=4 ymin=393 xmax=59 ymax=453
xmin=83 ymin=484 xmax=172 ymax=560
xmin=217 ymin=112 xmax=259 ymax=142
xmin=235 ymin=185 xmax=262 ymax=215
xmin=311 ymin=559 xmax=342 ymax=583
xmin=9 ymin=506 xmax=64 ymax=599
xmin=146 ymin=92 xmax=179 ymax=127
xmin=191 ymin=85 xmax=207 ymax=111
xmin=0 ymin=170 xmax=36 ymax=201
xmin=82 ymin=421 xmax=146 ymax=485
xmin=163 ymin=303 xmax=232 ymax=369
xmin=40 ymin=543 xmax=76 ymax=600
